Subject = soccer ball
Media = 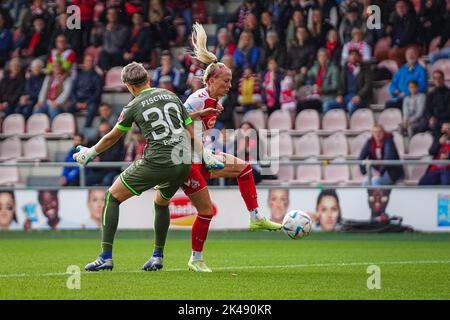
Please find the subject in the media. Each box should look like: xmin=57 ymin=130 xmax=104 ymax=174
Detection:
xmin=282 ymin=210 xmax=312 ymax=239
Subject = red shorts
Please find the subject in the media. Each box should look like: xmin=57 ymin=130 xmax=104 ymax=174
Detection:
xmin=181 ymin=164 xmax=212 ymax=195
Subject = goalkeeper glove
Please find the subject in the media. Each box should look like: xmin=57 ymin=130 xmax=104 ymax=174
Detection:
xmin=73 ymin=145 xmax=98 ymax=166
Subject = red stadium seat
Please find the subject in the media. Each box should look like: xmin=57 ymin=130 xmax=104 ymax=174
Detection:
xmin=277 ymin=132 xmax=294 ymax=157
xmin=23 ymin=136 xmax=48 ymax=160
xmin=392 ymin=131 xmax=405 ymax=157
xmin=84 ymin=46 xmax=102 ymax=66
xmin=295 ymin=109 xmax=320 ymax=131
xmin=2 ymin=114 xmax=25 ymax=135
xmin=349 ymin=131 xmax=372 ymax=156
xmin=294 ymin=132 xmax=321 ymax=157
xmin=26 ymin=114 xmax=50 ymax=134
xmin=408 ymin=132 xmax=433 ymax=157
xmin=374 ymin=37 xmax=391 ymax=59
xmin=323 ymin=158 xmax=350 ymax=184
xmin=350 ymin=165 xmax=364 ymax=184
xmin=373 ymin=83 xmax=391 ymax=105
xmin=322 ymin=132 xmax=348 ymax=157
xmin=52 ymin=113 xmax=76 ymax=135
xmin=241 ymin=109 xmax=266 ymax=130
xmin=0 ymin=161 xmax=20 ymax=186
xmin=378 ymin=108 xmax=402 ymax=132
xmin=295 ymin=157 xmax=321 ymax=184
xmin=350 ymin=108 xmax=374 ymax=131
xmin=274 ymin=165 xmax=295 ymax=182
xmin=377 ymin=60 xmax=398 ymax=76
xmin=0 ymin=137 xmax=22 ymax=160
xmin=322 ymin=109 xmax=347 ymax=131
xmin=267 ymin=110 xmax=292 ymax=130
xmin=104 ymin=67 xmax=127 ymax=91
xmin=431 ymin=59 xmax=450 ymax=81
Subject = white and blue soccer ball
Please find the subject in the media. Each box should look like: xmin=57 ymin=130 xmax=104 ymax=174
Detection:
xmin=282 ymin=210 xmax=312 ymax=240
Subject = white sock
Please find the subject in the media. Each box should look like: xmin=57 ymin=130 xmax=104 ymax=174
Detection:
xmin=249 ymin=208 xmax=264 ymax=221
xmin=191 ymin=251 xmax=203 ymax=261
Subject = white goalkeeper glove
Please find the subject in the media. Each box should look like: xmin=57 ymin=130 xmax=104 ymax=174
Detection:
xmin=73 ymin=145 xmax=98 ymax=166
xmin=202 ymin=148 xmax=225 ymax=170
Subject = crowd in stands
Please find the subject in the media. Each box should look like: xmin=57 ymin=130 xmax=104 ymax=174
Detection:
xmin=0 ymin=0 xmax=450 ymax=187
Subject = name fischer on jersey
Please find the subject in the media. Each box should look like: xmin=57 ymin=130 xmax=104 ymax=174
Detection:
xmin=141 ymin=93 xmax=173 ymax=107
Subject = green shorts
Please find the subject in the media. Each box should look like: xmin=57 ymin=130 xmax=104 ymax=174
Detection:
xmin=120 ymin=158 xmax=191 ymax=200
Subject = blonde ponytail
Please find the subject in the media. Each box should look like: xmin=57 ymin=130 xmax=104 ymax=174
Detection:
xmin=191 ymin=22 xmax=227 ymax=83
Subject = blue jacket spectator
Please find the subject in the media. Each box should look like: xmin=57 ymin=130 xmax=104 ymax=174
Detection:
xmin=15 ymin=59 xmax=45 ymax=119
xmin=152 ymin=51 xmax=180 ymax=92
xmin=359 ymin=125 xmax=404 ymax=186
xmin=233 ymin=30 xmax=260 ymax=71
xmin=60 ymin=134 xmax=85 ymax=187
xmin=68 ymin=54 xmax=103 ymax=128
xmin=0 ymin=13 xmax=13 ymax=68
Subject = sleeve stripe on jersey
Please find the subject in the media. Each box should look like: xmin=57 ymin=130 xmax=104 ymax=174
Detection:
xmin=116 ymin=123 xmax=132 ymax=132
xmin=184 ymin=117 xmax=193 ymax=126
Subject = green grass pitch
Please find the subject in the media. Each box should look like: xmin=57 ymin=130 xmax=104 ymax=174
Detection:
xmin=1 ymin=231 xmax=450 ymax=300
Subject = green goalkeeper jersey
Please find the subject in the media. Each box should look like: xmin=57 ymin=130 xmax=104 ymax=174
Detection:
xmin=116 ymin=87 xmax=192 ymax=166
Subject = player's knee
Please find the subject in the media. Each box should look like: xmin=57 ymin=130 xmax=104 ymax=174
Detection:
xmin=198 ymin=206 xmax=214 ymax=217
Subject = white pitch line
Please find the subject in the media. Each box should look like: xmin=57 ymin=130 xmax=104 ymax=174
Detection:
xmin=1 ymin=260 xmax=450 ymax=279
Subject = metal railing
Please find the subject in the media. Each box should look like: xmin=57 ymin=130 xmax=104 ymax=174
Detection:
xmin=1 ymin=159 xmax=449 ymax=189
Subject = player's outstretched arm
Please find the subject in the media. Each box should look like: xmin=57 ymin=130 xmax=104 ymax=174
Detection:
xmin=73 ymin=127 xmax=125 ymax=166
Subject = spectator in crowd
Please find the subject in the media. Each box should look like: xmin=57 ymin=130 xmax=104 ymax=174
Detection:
xmin=20 ymin=16 xmax=50 ymax=60
xmin=46 ymin=34 xmax=77 ymax=74
xmin=152 ymin=50 xmax=180 ymax=92
xmin=260 ymin=11 xmax=277 ymax=42
xmin=34 ymin=62 xmax=72 ymax=120
xmin=96 ymin=102 xmax=118 ymax=129
xmin=324 ymin=28 xmax=342 ymax=66
xmin=260 ymin=30 xmax=286 ymax=70
xmin=286 ymin=26 xmax=316 ymax=77
xmin=15 ymin=58 xmax=45 ymax=119
xmin=0 ymin=57 xmax=25 ymax=118
xmin=227 ymin=0 xmax=259 ymax=41
xmin=338 ymin=5 xmax=366 ymax=45
xmin=418 ymin=0 xmax=444 ymax=49
xmin=145 ymin=0 xmax=177 ymax=50
xmin=324 ymin=49 xmax=372 ymax=114
xmin=285 ymin=9 xmax=305 ymax=48
xmin=262 ymin=57 xmax=284 ymax=114
xmin=238 ymin=65 xmax=262 ymax=111
xmin=18 ymin=0 xmax=53 ymax=32
xmin=423 ymin=70 xmax=450 ymax=134
xmin=419 ymin=121 xmax=450 ymax=185
xmin=86 ymin=120 xmax=125 ymax=186
xmin=428 ymin=1 xmax=450 ymax=64
xmin=359 ymin=124 xmax=404 ymax=186
xmin=243 ymin=12 xmax=264 ymax=47
xmin=213 ymin=28 xmax=236 ymax=62
xmin=68 ymin=54 xmax=103 ymax=128
xmin=401 ymin=80 xmax=426 ymax=137
xmin=233 ymin=30 xmax=260 ymax=72
xmin=94 ymin=7 xmax=130 ymax=71
xmin=60 ymin=133 xmax=85 ymax=187
xmin=71 ymin=0 xmax=96 ymax=55
xmin=0 ymin=12 xmax=13 ymax=68
xmin=280 ymin=70 xmax=297 ymax=112
xmin=264 ymin=0 xmax=292 ymax=43
xmin=376 ymin=0 xmax=419 ymax=65
xmin=387 ymin=46 xmax=427 ymax=109
xmin=124 ymin=128 xmax=147 ymax=162
xmin=307 ymin=7 xmax=334 ymax=47
xmin=165 ymin=0 xmax=193 ymax=43
xmin=297 ymin=48 xmax=339 ymax=111
xmin=313 ymin=0 xmax=339 ymax=28
xmin=49 ymin=13 xmax=82 ymax=58
xmin=123 ymin=12 xmax=153 ymax=64
xmin=340 ymin=27 xmax=371 ymax=66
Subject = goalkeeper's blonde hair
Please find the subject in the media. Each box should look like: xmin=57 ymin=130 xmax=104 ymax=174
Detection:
xmin=191 ymin=22 xmax=227 ymax=83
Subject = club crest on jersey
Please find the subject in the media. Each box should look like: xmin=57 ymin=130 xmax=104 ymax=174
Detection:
xmin=207 ymin=116 xmax=216 ymax=129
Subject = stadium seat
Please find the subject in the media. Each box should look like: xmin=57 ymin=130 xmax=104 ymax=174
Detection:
xmin=294 ymin=132 xmax=321 ymax=157
xmin=22 ymin=136 xmax=48 ymax=160
xmin=104 ymin=67 xmax=127 ymax=91
xmin=52 ymin=113 xmax=76 ymax=135
xmin=377 ymin=59 xmax=398 ymax=76
xmin=2 ymin=114 xmax=25 ymax=135
xmin=373 ymin=83 xmax=391 ymax=105
xmin=267 ymin=110 xmax=292 ymax=130
xmin=295 ymin=109 xmax=320 ymax=132
xmin=0 ymin=137 xmax=22 ymax=160
xmin=392 ymin=131 xmax=405 ymax=157
xmin=84 ymin=46 xmax=102 ymax=65
xmin=274 ymin=165 xmax=295 ymax=182
xmin=431 ymin=59 xmax=450 ymax=80
xmin=407 ymin=132 xmax=433 ymax=157
xmin=429 ymin=36 xmax=450 ymax=54
xmin=295 ymin=157 xmax=321 ymax=184
xmin=350 ymin=108 xmax=374 ymax=131
xmin=323 ymin=158 xmax=350 ymax=184
xmin=378 ymin=108 xmax=402 ymax=132
xmin=350 ymin=165 xmax=364 ymax=184
xmin=322 ymin=109 xmax=347 ymax=131
xmin=404 ymin=156 xmax=430 ymax=185
xmin=241 ymin=109 xmax=266 ymax=130
xmin=349 ymin=131 xmax=372 ymax=156
xmin=374 ymin=37 xmax=391 ymax=58
xmin=277 ymin=132 xmax=294 ymax=157
xmin=0 ymin=161 xmax=20 ymax=186
xmin=26 ymin=113 xmax=50 ymax=134
xmin=322 ymin=132 xmax=348 ymax=157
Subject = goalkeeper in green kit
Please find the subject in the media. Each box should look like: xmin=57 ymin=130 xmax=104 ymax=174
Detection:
xmin=73 ymin=62 xmax=224 ymax=271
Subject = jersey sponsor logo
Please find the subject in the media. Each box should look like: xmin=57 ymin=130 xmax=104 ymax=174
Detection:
xmin=168 ymin=195 xmax=217 ymax=226
xmin=163 ymin=135 xmax=183 ymax=146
